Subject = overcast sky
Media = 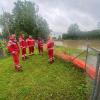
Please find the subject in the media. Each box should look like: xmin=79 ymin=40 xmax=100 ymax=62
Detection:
xmin=0 ymin=0 xmax=100 ymax=32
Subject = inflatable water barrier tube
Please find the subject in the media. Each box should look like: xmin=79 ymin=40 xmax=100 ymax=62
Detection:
xmin=56 ymin=52 xmax=96 ymax=79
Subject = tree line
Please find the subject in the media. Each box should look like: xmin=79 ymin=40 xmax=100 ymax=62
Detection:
xmin=0 ymin=0 xmax=50 ymax=40
xmin=62 ymin=24 xmax=100 ymax=40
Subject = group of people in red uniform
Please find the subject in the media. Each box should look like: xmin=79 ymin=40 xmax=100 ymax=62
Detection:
xmin=19 ymin=34 xmax=35 ymax=60
xmin=7 ymin=33 xmax=54 ymax=72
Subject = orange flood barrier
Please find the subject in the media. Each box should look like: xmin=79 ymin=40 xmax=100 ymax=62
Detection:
xmin=55 ymin=52 xmax=96 ymax=79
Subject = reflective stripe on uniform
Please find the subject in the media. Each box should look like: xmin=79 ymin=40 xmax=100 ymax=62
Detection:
xmin=48 ymin=48 xmax=54 ymax=50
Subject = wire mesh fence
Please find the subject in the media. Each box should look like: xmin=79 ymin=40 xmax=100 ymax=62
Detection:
xmin=55 ymin=44 xmax=100 ymax=100
xmin=85 ymin=46 xmax=100 ymax=100
xmin=69 ymin=45 xmax=100 ymax=100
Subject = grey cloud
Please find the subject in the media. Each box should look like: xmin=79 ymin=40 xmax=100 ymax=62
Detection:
xmin=0 ymin=0 xmax=100 ymax=32
xmin=33 ymin=0 xmax=99 ymax=32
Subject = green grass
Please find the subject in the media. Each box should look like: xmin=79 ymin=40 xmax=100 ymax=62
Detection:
xmin=0 ymin=50 xmax=89 ymax=100
xmin=55 ymin=46 xmax=84 ymax=56
xmin=55 ymin=46 xmax=87 ymax=60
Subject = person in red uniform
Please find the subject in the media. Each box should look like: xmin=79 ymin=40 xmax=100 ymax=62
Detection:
xmin=26 ymin=35 xmax=35 ymax=55
xmin=47 ymin=36 xmax=54 ymax=64
xmin=7 ymin=34 xmax=22 ymax=71
xmin=37 ymin=37 xmax=43 ymax=55
xmin=19 ymin=34 xmax=27 ymax=60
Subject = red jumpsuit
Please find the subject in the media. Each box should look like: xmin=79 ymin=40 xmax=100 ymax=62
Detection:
xmin=26 ymin=38 xmax=35 ymax=55
xmin=19 ymin=37 xmax=27 ymax=60
xmin=7 ymin=38 xmax=22 ymax=71
xmin=38 ymin=39 xmax=43 ymax=55
xmin=47 ymin=39 xmax=54 ymax=63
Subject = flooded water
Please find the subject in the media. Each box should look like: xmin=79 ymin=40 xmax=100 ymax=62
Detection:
xmin=55 ymin=40 xmax=100 ymax=67
xmin=55 ymin=40 xmax=100 ymax=50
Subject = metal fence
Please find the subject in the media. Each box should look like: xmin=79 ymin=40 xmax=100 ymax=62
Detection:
xmin=64 ymin=45 xmax=100 ymax=100
xmin=85 ymin=46 xmax=100 ymax=100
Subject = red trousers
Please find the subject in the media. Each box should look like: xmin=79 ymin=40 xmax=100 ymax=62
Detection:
xmin=38 ymin=46 xmax=43 ymax=54
xmin=12 ymin=52 xmax=22 ymax=71
xmin=48 ymin=49 xmax=54 ymax=61
xmin=21 ymin=48 xmax=26 ymax=58
xmin=12 ymin=53 xmax=20 ymax=65
xmin=29 ymin=46 xmax=34 ymax=54
xmin=12 ymin=53 xmax=21 ymax=71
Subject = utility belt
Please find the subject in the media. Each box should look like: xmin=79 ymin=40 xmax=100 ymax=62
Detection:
xmin=21 ymin=47 xmax=26 ymax=49
xmin=12 ymin=50 xmax=19 ymax=55
xmin=38 ymin=45 xmax=43 ymax=47
xmin=28 ymin=45 xmax=34 ymax=47
xmin=48 ymin=48 xmax=54 ymax=50
xmin=40 ymin=46 xmax=43 ymax=47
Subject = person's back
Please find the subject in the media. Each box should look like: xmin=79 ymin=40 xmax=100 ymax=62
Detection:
xmin=7 ymin=34 xmax=22 ymax=71
xmin=26 ymin=35 xmax=35 ymax=55
xmin=47 ymin=37 xmax=54 ymax=64
xmin=8 ymin=36 xmax=19 ymax=54
xmin=19 ymin=34 xmax=27 ymax=60
xmin=19 ymin=36 xmax=26 ymax=48
xmin=37 ymin=38 xmax=44 ymax=55
xmin=47 ymin=39 xmax=54 ymax=49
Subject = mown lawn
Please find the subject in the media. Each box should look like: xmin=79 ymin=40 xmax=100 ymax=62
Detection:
xmin=0 ymin=50 xmax=88 ymax=100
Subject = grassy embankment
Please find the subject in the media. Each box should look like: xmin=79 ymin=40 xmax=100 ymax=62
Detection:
xmin=55 ymin=46 xmax=87 ymax=60
xmin=55 ymin=46 xmax=93 ymax=97
xmin=0 ymin=48 xmax=89 ymax=100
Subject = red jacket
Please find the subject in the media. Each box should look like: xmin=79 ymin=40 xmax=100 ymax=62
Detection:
xmin=7 ymin=39 xmax=19 ymax=55
xmin=26 ymin=38 xmax=35 ymax=47
xmin=47 ymin=40 xmax=54 ymax=50
xmin=19 ymin=37 xmax=27 ymax=48
xmin=38 ymin=40 xmax=43 ymax=48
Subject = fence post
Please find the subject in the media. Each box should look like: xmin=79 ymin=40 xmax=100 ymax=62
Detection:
xmin=91 ymin=53 xmax=100 ymax=100
xmin=85 ymin=45 xmax=89 ymax=69
xmin=97 ymin=66 xmax=100 ymax=100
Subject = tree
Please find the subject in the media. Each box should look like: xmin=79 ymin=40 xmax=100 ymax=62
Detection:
xmin=35 ymin=16 xmax=50 ymax=40
xmin=68 ymin=24 xmax=80 ymax=35
xmin=0 ymin=0 xmax=50 ymax=40
xmin=62 ymin=29 xmax=100 ymax=40
xmin=12 ymin=1 xmax=37 ymax=34
xmin=0 ymin=12 xmax=13 ymax=37
xmin=62 ymin=24 xmax=81 ymax=39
